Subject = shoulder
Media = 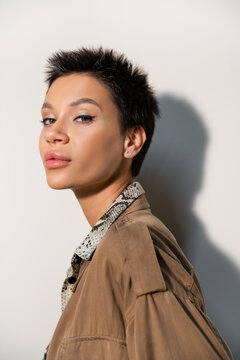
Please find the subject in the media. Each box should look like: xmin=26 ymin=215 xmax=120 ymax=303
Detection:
xmin=95 ymin=213 xmax=167 ymax=296
xmin=97 ymin=209 xmax=204 ymax=303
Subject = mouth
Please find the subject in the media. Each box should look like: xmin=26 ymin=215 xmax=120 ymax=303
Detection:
xmin=45 ymin=158 xmax=71 ymax=169
xmin=45 ymin=151 xmax=71 ymax=160
xmin=44 ymin=151 xmax=72 ymax=168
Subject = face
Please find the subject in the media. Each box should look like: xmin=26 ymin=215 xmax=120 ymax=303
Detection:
xmin=39 ymin=73 xmax=129 ymax=193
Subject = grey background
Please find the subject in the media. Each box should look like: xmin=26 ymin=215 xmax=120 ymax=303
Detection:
xmin=0 ymin=0 xmax=239 ymax=359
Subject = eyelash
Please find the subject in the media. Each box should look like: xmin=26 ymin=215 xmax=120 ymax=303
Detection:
xmin=40 ymin=114 xmax=96 ymax=125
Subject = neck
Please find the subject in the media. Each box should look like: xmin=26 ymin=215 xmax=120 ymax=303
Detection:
xmin=72 ymin=176 xmax=134 ymax=227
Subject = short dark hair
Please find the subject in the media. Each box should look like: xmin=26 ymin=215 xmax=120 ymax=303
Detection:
xmin=44 ymin=46 xmax=160 ymax=178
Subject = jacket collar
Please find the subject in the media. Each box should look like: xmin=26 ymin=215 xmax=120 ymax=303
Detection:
xmin=61 ymin=180 xmax=148 ymax=312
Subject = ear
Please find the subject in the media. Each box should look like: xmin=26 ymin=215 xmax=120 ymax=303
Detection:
xmin=123 ymin=125 xmax=147 ymax=158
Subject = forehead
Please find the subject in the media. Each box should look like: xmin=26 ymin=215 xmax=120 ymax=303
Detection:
xmin=44 ymin=73 xmax=113 ymax=106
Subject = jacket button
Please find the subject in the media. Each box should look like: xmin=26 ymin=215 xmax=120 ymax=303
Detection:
xmin=68 ymin=276 xmax=77 ymax=284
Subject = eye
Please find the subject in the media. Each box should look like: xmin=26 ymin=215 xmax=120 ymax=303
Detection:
xmin=40 ymin=115 xmax=96 ymax=126
xmin=40 ymin=118 xmax=55 ymax=125
xmin=74 ymin=114 xmax=96 ymax=123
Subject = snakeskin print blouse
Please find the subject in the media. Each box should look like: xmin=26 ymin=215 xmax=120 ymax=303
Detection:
xmin=61 ymin=180 xmax=145 ymax=312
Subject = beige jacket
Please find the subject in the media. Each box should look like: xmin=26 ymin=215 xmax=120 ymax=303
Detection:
xmin=45 ymin=193 xmax=233 ymax=359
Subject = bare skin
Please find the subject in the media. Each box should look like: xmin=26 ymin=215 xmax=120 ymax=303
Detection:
xmin=39 ymin=73 xmax=146 ymax=227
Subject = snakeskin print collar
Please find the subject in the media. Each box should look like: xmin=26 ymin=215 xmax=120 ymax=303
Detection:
xmin=74 ymin=180 xmax=145 ymax=261
xmin=61 ymin=180 xmax=145 ymax=312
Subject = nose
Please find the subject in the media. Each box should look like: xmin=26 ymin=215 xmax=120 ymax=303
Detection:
xmin=44 ymin=125 xmax=69 ymax=145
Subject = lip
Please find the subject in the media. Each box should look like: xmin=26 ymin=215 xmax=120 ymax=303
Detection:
xmin=44 ymin=151 xmax=71 ymax=161
xmin=44 ymin=151 xmax=71 ymax=168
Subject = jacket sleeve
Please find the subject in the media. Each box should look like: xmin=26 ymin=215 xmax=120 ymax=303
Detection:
xmin=125 ymin=290 xmax=233 ymax=360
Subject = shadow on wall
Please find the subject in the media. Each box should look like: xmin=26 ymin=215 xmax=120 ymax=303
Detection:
xmin=137 ymin=94 xmax=240 ymax=359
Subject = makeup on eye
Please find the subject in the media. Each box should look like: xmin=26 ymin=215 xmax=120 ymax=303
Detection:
xmin=40 ymin=114 xmax=96 ymax=125
xmin=75 ymin=114 xmax=96 ymax=122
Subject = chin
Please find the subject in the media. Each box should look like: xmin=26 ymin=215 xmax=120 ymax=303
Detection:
xmin=46 ymin=177 xmax=72 ymax=190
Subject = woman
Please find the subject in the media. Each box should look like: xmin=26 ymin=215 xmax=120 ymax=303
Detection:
xmin=39 ymin=46 xmax=233 ymax=359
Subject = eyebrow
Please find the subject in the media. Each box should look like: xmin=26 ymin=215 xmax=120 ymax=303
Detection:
xmin=41 ymin=97 xmax=102 ymax=110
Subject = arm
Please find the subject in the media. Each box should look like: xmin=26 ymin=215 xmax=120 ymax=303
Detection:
xmin=125 ymin=290 xmax=233 ymax=360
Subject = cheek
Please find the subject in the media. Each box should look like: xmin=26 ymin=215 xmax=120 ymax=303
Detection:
xmin=75 ymin=127 xmax=123 ymax=175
